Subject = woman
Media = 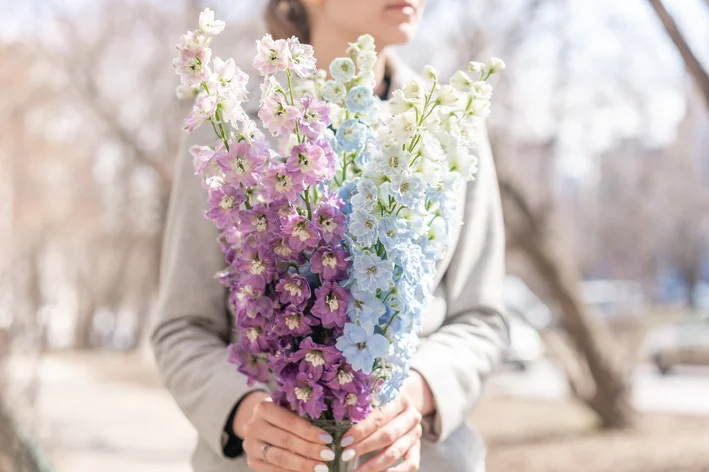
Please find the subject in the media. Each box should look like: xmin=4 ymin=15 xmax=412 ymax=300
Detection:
xmin=152 ymin=0 xmax=509 ymax=471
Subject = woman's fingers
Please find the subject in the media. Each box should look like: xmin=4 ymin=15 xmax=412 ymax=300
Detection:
xmin=340 ymin=395 xmax=409 ymax=447
xmin=244 ymin=437 xmax=330 ymax=472
xmin=255 ymin=421 xmax=336 ymax=462
xmin=345 ymin=404 xmax=421 ymax=458
xmin=354 ymin=423 xmax=422 ymax=472
xmin=388 ymin=440 xmax=421 ymax=472
xmin=258 ymin=401 xmax=333 ymax=445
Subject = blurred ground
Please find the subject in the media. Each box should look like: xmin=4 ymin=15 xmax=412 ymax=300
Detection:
xmin=6 ymin=352 xmax=709 ymax=472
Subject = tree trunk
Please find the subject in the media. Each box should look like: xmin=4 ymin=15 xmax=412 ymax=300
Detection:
xmin=647 ymin=0 xmax=709 ymax=108
xmin=500 ymin=178 xmax=635 ymax=429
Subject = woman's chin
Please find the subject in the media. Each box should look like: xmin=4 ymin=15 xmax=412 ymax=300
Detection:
xmin=375 ymin=26 xmax=419 ymax=48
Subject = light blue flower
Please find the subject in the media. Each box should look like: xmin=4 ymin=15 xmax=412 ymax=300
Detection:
xmin=393 ymin=242 xmax=424 ymax=283
xmin=350 ymin=177 xmax=379 ymax=211
xmin=348 ymin=209 xmax=379 ymax=247
xmin=329 ymin=58 xmax=356 ymax=83
xmin=352 ymin=250 xmax=394 ymax=292
xmin=355 ymin=133 xmax=378 ymax=168
xmin=335 ymin=322 xmax=390 ymax=374
xmin=336 ymin=119 xmax=368 ymax=153
xmin=390 ymin=171 xmax=427 ymax=209
xmin=378 ymin=216 xmax=411 ymax=254
xmin=346 ymin=86 xmax=375 ymax=114
xmin=347 ymin=285 xmax=386 ymax=325
xmin=322 ymin=80 xmax=347 ymax=102
xmin=337 ymin=178 xmax=359 ymax=215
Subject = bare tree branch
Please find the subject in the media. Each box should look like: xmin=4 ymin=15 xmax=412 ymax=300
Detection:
xmin=647 ymin=0 xmax=709 ymax=108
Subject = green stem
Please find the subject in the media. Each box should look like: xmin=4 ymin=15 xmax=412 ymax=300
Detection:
xmin=383 ymin=311 xmax=401 ymax=334
xmin=303 ymin=190 xmax=313 ymax=220
xmin=286 ymin=69 xmax=302 ymax=143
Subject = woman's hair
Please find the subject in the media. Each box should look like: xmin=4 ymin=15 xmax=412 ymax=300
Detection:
xmin=264 ymin=0 xmax=311 ymax=44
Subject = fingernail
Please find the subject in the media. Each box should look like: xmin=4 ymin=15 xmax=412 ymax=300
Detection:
xmin=341 ymin=435 xmax=354 ymax=447
xmin=342 ymin=449 xmax=356 ymax=462
xmin=319 ymin=433 xmax=333 ymax=443
xmin=315 ymin=465 xmax=329 ymax=472
xmin=320 ymin=448 xmax=336 ymax=461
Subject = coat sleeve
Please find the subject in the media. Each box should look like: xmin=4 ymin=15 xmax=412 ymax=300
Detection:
xmin=409 ymin=124 xmax=510 ymax=443
xmin=150 ymin=122 xmax=259 ymax=458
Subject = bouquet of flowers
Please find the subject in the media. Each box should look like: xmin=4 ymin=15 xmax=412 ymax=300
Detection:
xmin=173 ymin=8 xmax=502 ymax=469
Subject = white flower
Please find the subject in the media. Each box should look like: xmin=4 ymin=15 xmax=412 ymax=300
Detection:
xmin=199 ymin=8 xmax=225 ymax=36
xmin=175 ymin=84 xmax=196 ymax=100
xmin=487 ymin=57 xmax=506 ymax=73
xmin=435 ymin=85 xmax=459 ymax=107
xmin=357 ymin=50 xmax=377 ymax=72
xmin=357 ymin=34 xmax=376 ymax=51
xmin=389 ymin=90 xmax=415 ymax=115
xmin=450 ymin=70 xmax=473 ymax=90
xmin=209 ymin=57 xmax=249 ymax=102
xmin=388 ymin=109 xmax=418 ymax=142
xmin=423 ymin=65 xmax=439 ymax=81
xmin=349 ymin=209 xmax=379 ymax=247
xmin=467 ymin=61 xmax=485 ymax=73
xmin=375 ymin=147 xmax=411 ymax=177
xmin=352 ymin=71 xmax=376 ymax=90
xmin=329 ymin=58 xmax=356 ymax=83
xmin=472 ymin=81 xmax=493 ymax=100
xmin=322 ymin=80 xmax=347 ymax=102
xmin=402 ymin=78 xmax=425 ymax=102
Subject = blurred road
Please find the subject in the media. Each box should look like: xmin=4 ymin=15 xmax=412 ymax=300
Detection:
xmin=488 ymin=360 xmax=709 ymax=415
xmin=6 ymin=353 xmax=709 ymax=472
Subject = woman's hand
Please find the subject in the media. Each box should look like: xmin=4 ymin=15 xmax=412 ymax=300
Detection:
xmin=340 ymin=393 xmax=423 ymax=472
xmin=235 ymin=392 xmax=335 ymax=472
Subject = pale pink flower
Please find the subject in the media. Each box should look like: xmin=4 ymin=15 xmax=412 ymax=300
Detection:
xmin=198 ymin=8 xmax=225 ymax=36
xmin=253 ymin=34 xmax=290 ymax=76
xmin=183 ymin=93 xmax=218 ymax=133
xmin=258 ymin=95 xmax=300 ymax=137
xmin=209 ymin=57 xmax=249 ymax=102
xmin=173 ymin=47 xmax=212 ymax=86
xmin=286 ymin=37 xmax=317 ymax=77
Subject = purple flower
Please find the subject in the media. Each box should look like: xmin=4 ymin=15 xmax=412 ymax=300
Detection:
xmin=270 ymin=237 xmax=297 ymax=261
xmin=263 ymin=163 xmax=304 ymax=202
xmin=238 ymin=325 xmax=270 ymax=353
xmin=259 ymin=95 xmax=300 ymax=137
xmin=313 ymin=197 xmax=347 ymax=244
xmin=286 ymin=142 xmax=329 ymax=186
xmin=311 ymin=282 xmax=349 ymax=329
xmin=275 ymin=274 xmax=311 ymax=306
xmin=282 ymin=215 xmax=320 ymax=251
xmin=284 ymin=372 xmax=327 ymax=419
xmin=228 ymin=345 xmax=271 ymax=386
xmin=272 ymin=305 xmax=316 ymax=337
xmin=240 ymin=203 xmax=276 ymax=241
xmin=322 ymin=363 xmax=369 ymax=394
xmin=234 ymin=295 xmax=274 ymax=327
xmin=331 ymin=390 xmax=372 ymax=423
xmin=216 ymin=141 xmax=266 ymax=188
xmin=310 ymin=246 xmax=350 ymax=281
xmin=298 ymin=96 xmax=331 ymax=140
xmin=206 ymin=184 xmax=243 ymax=229
xmin=290 ymin=338 xmax=341 ymax=380
xmin=233 ymin=245 xmax=275 ymax=289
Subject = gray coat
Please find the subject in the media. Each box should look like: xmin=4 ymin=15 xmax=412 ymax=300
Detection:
xmin=151 ymin=51 xmax=508 ymax=472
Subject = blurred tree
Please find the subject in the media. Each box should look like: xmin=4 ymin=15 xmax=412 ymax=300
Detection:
xmin=647 ymin=0 xmax=709 ymax=107
xmin=412 ymin=0 xmax=636 ymax=428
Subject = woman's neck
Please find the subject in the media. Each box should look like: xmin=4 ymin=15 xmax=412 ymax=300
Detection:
xmin=309 ymin=28 xmax=389 ymax=97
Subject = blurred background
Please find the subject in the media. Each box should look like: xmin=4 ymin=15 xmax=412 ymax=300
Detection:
xmin=1 ymin=0 xmax=708 ymax=471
